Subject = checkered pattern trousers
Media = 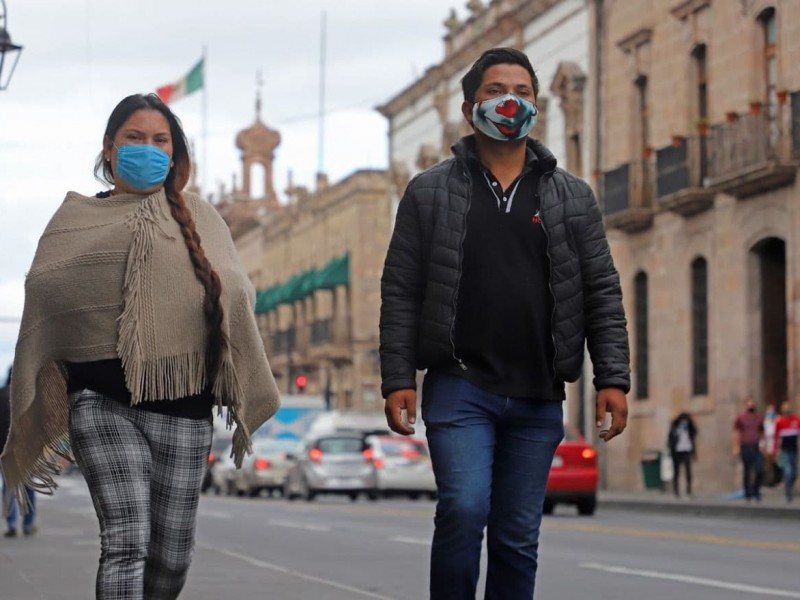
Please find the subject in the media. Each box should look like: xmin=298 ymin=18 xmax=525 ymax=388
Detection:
xmin=69 ymin=390 xmax=213 ymax=600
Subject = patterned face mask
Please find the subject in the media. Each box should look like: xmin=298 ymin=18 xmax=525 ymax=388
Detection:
xmin=472 ymin=93 xmax=538 ymax=141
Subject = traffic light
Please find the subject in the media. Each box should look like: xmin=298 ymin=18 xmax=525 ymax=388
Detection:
xmin=295 ymin=373 xmax=308 ymax=392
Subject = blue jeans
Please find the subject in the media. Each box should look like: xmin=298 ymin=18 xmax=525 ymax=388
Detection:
xmin=3 ymin=478 xmax=36 ymax=533
xmin=422 ymin=373 xmax=564 ymax=600
xmin=779 ymin=449 xmax=798 ymax=502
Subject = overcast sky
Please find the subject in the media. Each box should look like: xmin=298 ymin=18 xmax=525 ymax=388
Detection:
xmin=0 ymin=0 xmax=462 ymax=376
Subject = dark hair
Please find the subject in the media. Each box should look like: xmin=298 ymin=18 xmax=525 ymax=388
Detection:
xmin=461 ymin=47 xmax=539 ymax=103
xmin=96 ymin=93 xmax=228 ymax=382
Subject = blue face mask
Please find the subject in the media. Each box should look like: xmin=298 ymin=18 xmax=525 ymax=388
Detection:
xmin=115 ymin=144 xmax=171 ymax=191
xmin=472 ymin=93 xmax=538 ymax=141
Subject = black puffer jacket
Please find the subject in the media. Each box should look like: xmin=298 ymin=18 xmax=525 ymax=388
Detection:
xmin=380 ymin=136 xmax=630 ymax=398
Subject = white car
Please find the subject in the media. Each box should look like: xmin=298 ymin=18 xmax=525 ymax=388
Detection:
xmin=208 ymin=441 xmax=236 ymax=495
xmin=365 ymin=435 xmax=437 ymax=500
xmin=234 ymin=438 xmax=302 ymax=498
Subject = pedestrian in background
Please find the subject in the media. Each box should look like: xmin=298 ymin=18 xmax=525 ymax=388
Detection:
xmin=762 ymin=402 xmax=780 ymax=486
xmin=667 ymin=412 xmax=697 ymax=499
xmin=1 ymin=367 xmax=37 ymax=538
xmin=0 ymin=93 xmax=280 ymax=598
xmin=774 ymin=400 xmax=799 ymax=503
xmin=380 ymin=47 xmax=629 ymax=599
xmin=733 ymin=396 xmax=764 ymax=502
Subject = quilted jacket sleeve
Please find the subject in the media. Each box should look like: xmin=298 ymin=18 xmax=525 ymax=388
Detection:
xmin=379 ymin=184 xmax=424 ymax=398
xmin=578 ymin=189 xmax=631 ymax=393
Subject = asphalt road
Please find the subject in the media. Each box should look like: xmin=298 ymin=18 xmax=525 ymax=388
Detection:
xmin=2 ymin=474 xmax=798 ymax=599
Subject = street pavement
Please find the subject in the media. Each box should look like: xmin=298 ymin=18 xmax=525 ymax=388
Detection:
xmin=1 ymin=474 xmax=798 ymax=599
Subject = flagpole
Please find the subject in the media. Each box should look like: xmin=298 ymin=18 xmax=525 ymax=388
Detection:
xmin=317 ymin=11 xmax=326 ymax=178
xmin=202 ymin=44 xmax=208 ymax=194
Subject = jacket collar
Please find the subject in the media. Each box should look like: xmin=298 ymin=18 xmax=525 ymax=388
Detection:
xmin=451 ymin=135 xmax=558 ymax=174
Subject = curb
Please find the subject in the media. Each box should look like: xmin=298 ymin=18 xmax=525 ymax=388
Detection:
xmin=598 ymin=495 xmax=800 ymax=521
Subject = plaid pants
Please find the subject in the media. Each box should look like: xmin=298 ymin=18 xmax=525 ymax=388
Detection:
xmin=69 ymin=390 xmax=213 ymax=600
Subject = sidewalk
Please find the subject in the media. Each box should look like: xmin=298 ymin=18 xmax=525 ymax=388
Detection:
xmin=598 ymin=485 xmax=800 ymax=520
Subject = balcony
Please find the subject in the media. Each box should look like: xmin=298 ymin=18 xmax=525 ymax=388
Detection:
xmin=707 ymin=110 xmax=796 ymax=198
xmin=656 ymin=136 xmax=714 ymax=217
xmin=309 ymin=317 xmax=352 ymax=365
xmin=602 ymin=160 xmax=655 ymax=233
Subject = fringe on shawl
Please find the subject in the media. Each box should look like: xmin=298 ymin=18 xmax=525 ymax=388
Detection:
xmin=213 ymin=351 xmax=252 ymax=468
xmin=2 ymin=364 xmax=73 ymax=515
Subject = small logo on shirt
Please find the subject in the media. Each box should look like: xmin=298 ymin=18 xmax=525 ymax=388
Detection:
xmin=531 ymin=210 xmax=542 ymax=225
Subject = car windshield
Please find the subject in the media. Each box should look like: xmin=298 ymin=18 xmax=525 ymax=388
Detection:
xmin=317 ymin=437 xmax=364 ymax=454
xmin=378 ymin=439 xmax=429 ymax=458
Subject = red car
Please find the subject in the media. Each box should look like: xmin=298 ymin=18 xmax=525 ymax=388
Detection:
xmin=544 ymin=424 xmax=598 ymax=516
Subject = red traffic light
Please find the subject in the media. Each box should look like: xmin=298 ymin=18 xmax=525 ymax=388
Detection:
xmin=295 ymin=374 xmax=308 ymax=390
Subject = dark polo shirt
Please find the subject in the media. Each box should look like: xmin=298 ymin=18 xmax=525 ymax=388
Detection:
xmin=448 ymin=143 xmax=564 ymax=400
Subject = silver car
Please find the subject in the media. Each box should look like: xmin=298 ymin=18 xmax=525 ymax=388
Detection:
xmin=365 ymin=435 xmax=437 ymax=500
xmin=283 ymin=433 xmax=378 ymax=501
xmin=235 ymin=438 xmax=301 ymax=498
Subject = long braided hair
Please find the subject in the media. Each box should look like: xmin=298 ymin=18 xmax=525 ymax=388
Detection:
xmin=94 ymin=93 xmax=228 ymax=384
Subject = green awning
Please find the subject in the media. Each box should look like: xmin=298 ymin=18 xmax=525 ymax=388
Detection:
xmin=254 ymin=254 xmax=349 ymax=314
xmin=316 ymin=253 xmax=349 ymax=289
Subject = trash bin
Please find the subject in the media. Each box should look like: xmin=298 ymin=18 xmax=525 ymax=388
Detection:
xmin=641 ymin=449 xmax=663 ymax=490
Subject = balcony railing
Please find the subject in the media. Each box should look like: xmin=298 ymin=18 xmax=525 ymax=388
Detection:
xmin=655 ymin=136 xmax=714 ymax=216
xmin=272 ymin=327 xmax=296 ymax=354
xmin=602 ymin=160 xmax=655 ymax=232
xmin=707 ymin=110 xmax=796 ymax=198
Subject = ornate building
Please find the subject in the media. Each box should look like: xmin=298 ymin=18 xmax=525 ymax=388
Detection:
xmin=216 ymin=96 xmax=393 ymax=411
xmin=597 ymin=0 xmax=800 ymax=493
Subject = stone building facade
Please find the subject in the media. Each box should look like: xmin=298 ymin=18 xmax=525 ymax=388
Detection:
xmin=599 ymin=0 xmax=800 ymax=492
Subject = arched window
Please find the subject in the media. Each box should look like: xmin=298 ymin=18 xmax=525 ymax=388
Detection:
xmin=691 ymin=257 xmax=709 ymax=395
xmin=634 ymin=271 xmax=649 ymax=399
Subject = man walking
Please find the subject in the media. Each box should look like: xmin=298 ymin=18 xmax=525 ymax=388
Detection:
xmin=379 ymin=47 xmax=629 ymax=599
xmin=733 ymin=397 xmax=764 ymax=502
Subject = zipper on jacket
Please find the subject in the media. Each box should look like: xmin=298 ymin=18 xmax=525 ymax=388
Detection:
xmin=537 ymin=171 xmax=559 ymax=380
xmin=449 ymin=165 xmax=471 ymax=372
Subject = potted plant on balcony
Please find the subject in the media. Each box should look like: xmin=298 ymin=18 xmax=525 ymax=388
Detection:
xmin=777 ymin=89 xmax=788 ymax=105
xmin=749 ymin=100 xmax=763 ymax=115
xmin=695 ymin=117 xmax=710 ymax=137
xmin=725 ymin=111 xmax=738 ymax=123
xmin=642 ymin=145 xmax=654 ymax=159
xmin=671 ymin=134 xmax=684 ymax=148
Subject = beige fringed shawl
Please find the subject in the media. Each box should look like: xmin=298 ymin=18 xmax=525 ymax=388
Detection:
xmin=0 ymin=189 xmax=280 ymax=496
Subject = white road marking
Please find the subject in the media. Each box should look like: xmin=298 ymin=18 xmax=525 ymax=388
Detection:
xmin=582 ymin=562 xmax=800 ymax=598
xmin=268 ymin=520 xmax=330 ymax=532
xmin=196 ymin=508 xmax=232 ymax=520
xmin=389 ymin=535 xmax=429 ymax=546
xmin=199 ymin=544 xmax=397 ymax=600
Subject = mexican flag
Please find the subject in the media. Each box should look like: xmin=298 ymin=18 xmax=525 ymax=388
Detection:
xmin=156 ymin=58 xmax=204 ymax=104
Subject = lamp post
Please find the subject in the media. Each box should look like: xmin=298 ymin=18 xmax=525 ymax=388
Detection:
xmin=0 ymin=0 xmax=23 ymax=91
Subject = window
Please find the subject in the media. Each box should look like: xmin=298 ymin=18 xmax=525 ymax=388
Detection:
xmin=691 ymin=257 xmax=709 ymax=395
xmin=635 ymin=74 xmax=650 ymax=156
xmin=634 ymin=271 xmax=649 ymax=399
xmin=759 ymin=8 xmax=778 ymax=146
xmin=692 ymin=44 xmax=709 ymax=180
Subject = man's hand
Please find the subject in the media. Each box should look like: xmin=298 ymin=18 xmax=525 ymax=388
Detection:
xmin=384 ymin=389 xmax=417 ymax=436
xmin=596 ymin=387 xmax=628 ymax=442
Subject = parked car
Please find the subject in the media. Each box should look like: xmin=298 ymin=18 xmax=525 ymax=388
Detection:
xmin=283 ymin=432 xmax=377 ymax=501
xmin=365 ymin=434 xmax=437 ymax=499
xmin=208 ymin=442 xmax=236 ymax=495
xmin=202 ymin=434 xmax=234 ymax=494
xmin=544 ymin=424 xmax=598 ymax=516
xmin=234 ymin=438 xmax=301 ymax=497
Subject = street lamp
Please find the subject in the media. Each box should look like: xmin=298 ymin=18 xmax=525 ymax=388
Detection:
xmin=0 ymin=0 xmax=23 ymax=91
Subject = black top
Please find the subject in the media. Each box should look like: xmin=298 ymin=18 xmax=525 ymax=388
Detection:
xmin=446 ymin=143 xmax=564 ymax=400
xmin=66 ymin=359 xmax=215 ymax=420
xmin=0 ymin=384 xmax=9 ymax=453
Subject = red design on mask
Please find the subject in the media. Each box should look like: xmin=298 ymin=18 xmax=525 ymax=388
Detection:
xmin=495 ymin=99 xmax=520 ymax=118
